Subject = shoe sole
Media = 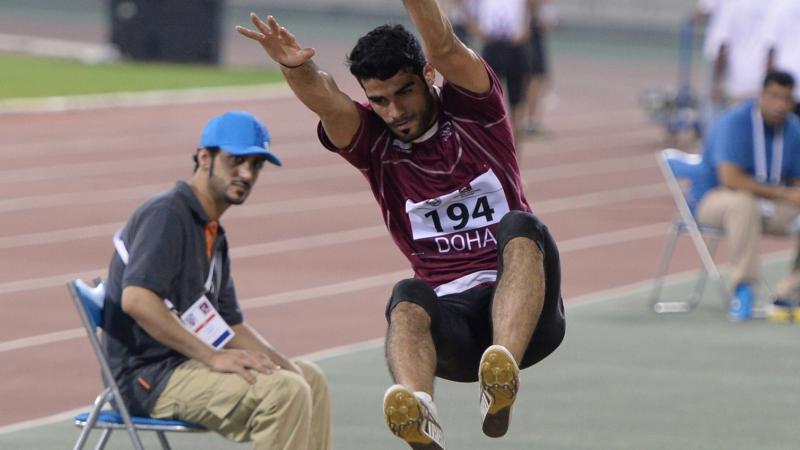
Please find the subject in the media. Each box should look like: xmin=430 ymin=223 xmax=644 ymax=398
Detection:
xmin=479 ymin=345 xmax=519 ymax=438
xmin=383 ymin=385 xmax=444 ymax=450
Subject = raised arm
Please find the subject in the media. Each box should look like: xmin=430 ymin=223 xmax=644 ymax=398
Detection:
xmin=237 ymin=13 xmax=360 ymax=148
xmin=401 ymin=0 xmax=490 ymax=94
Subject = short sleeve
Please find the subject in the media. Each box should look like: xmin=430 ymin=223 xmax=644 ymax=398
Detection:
xmin=122 ymin=205 xmax=183 ymax=299
xmin=440 ymin=60 xmax=507 ymax=125
xmin=786 ymin=118 xmax=800 ymax=181
xmin=713 ymin=111 xmax=752 ymax=171
xmin=317 ymin=102 xmax=388 ymax=171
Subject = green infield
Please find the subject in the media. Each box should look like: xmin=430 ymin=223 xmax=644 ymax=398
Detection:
xmin=1 ymin=53 xmax=282 ymax=99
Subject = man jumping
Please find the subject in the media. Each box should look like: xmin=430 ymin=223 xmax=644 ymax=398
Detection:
xmin=238 ymin=1 xmax=565 ymax=448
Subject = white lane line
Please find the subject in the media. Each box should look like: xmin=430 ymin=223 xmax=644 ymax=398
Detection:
xmin=0 ymin=221 xmax=674 ymax=351
xmin=534 ymin=183 xmax=665 ymax=213
xmin=0 ymin=151 xmax=658 ymax=215
xmin=0 ymin=83 xmax=293 ymax=115
xmin=0 ymin=131 xmax=317 ymax=159
xmin=0 ymin=328 xmax=85 ymax=353
xmin=521 ymin=154 xmax=654 ymax=181
xmin=0 ymin=191 xmax=375 ymax=250
xmin=557 ymin=222 xmax=669 ymax=252
xmin=0 ymin=406 xmax=90 ymax=435
xmin=0 ymin=183 xmax=170 ymax=214
xmin=231 ymin=226 xmax=387 ymax=258
xmin=5 ymin=250 xmax=794 ymax=435
xmin=0 ymin=156 xmax=355 ymax=185
xmin=0 ymin=269 xmax=108 ymax=297
xmin=239 ymin=270 xmax=410 ymax=309
xmin=0 ymin=183 xmax=669 ymax=293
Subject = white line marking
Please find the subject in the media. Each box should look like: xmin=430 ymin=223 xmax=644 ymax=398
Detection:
xmin=0 ymin=191 xmax=375 ymax=250
xmin=239 ymin=270 xmax=410 ymax=309
xmin=0 ymin=329 xmax=85 ymax=353
xmin=4 ymin=250 xmax=793 ymax=435
xmin=0 ymin=151 xmax=658 ymax=214
xmin=0 ymin=182 xmax=670 ymax=295
xmin=0 ymin=83 xmax=293 ymax=115
xmin=0 ymin=222 xmax=676 ymax=350
xmin=0 ymin=406 xmax=90 ymax=435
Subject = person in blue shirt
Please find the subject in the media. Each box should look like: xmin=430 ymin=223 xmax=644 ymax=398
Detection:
xmin=693 ymin=71 xmax=800 ymax=321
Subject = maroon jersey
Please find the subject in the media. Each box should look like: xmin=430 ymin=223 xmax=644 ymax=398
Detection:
xmin=318 ymin=65 xmax=530 ymax=295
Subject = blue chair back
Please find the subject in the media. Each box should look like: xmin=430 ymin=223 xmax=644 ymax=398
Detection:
xmin=659 ymin=148 xmax=704 ymax=212
xmin=663 ymin=150 xmax=703 ymax=180
xmin=72 ymin=279 xmax=105 ymax=329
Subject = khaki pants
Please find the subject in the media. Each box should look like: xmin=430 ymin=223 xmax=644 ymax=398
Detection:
xmin=696 ymin=188 xmax=800 ymax=298
xmin=151 ymin=359 xmax=331 ymax=450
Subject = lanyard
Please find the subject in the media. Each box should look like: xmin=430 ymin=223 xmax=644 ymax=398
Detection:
xmin=751 ymin=105 xmax=784 ymax=185
xmin=113 ymin=229 xmax=220 ymax=306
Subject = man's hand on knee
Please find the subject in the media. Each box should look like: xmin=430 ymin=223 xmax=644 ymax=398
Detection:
xmin=206 ymin=349 xmax=281 ymax=384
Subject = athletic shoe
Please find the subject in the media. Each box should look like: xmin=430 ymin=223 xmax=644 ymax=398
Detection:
xmin=383 ymin=384 xmax=445 ymax=450
xmin=479 ymin=345 xmax=519 ymax=438
xmin=767 ymin=298 xmax=798 ymax=323
xmin=728 ymin=283 xmax=754 ymax=321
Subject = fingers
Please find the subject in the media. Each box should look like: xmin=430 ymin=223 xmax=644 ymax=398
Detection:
xmin=235 ymin=366 xmax=257 ymax=385
xmin=245 ymin=351 xmax=280 ymax=375
xmin=250 ymin=12 xmax=272 ymax=35
xmin=235 ymin=26 xmax=263 ymax=41
xmin=266 ymin=15 xmax=282 ymax=35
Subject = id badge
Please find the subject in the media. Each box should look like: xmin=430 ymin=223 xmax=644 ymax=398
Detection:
xmin=180 ymin=295 xmax=235 ymax=349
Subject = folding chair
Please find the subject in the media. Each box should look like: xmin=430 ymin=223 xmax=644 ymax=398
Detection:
xmin=68 ymin=278 xmax=206 ymax=450
xmin=649 ymin=148 xmax=729 ymax=313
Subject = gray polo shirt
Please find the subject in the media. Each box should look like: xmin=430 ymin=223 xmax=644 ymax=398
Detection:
xmin=103 ymin=181 xmax=244 ymax=416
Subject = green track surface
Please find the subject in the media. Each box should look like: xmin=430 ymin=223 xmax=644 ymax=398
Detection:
xmin=0 ymin=53 xmax=282 ymax=99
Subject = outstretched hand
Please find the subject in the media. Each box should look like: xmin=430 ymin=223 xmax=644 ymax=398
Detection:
xmin=236 ymin=13 xmax=315 ymax=68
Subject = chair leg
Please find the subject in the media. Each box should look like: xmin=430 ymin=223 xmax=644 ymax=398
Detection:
xmin=93 ymin=429 xmax=112 ymax=450
xmin=686 ymin=236 xmax=720 ymax=310
xmin=650 ymin=225 xmax=680 ymax=311
xmin=156 ymin=431 xmax=172 ymax=450
xmin=74 ymin=389 xmax=113 ymax=450
xmin=73 ymin=425 xmax=93 ymax=450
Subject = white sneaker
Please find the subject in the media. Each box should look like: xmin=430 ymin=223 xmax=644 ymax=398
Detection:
xmin=383 ymin=384 xmax=445 ymax=450
xmin=479 ymin=345 xmax=519 ymax=438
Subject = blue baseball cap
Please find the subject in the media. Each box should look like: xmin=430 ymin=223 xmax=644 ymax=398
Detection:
xmin=199 ymin=111 xmax=281 ymax=166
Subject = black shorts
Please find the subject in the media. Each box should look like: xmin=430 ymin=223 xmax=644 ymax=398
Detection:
xmin=385 ymin=211 xmax=565 ymax=382
xmin=482 ymin=40 xmax=532 ymax=107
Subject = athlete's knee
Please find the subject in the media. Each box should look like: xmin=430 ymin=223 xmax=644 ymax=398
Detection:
xmin=496 ymin=210 xmax=548 ymax=256
xmin=385 ymin=278 xmax=437 ymax=325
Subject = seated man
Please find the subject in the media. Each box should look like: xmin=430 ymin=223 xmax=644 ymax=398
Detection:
xmin=102 ymin=111 xmax=331 ymax=450
xmin=692 ymin=71 xmax=800 ymax=320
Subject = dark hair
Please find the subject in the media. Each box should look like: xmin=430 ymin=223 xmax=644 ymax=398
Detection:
xmin=347 ymin=24 xmax=426 ymax=81
xmin=193 ymin=147 xmax=219 ymax=173
xmin=763 ymin=70 xmax=795 ymax=90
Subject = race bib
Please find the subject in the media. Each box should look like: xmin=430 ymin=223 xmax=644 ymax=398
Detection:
xmin=180 ymin=295 xmax=235 ymax=349
xmin=406 ymin=169 xmax=510 ymax=240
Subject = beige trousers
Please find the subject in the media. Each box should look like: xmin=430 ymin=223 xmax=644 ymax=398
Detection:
xmin=151 ymin=359 xmax=331 ymax=450
xmin=696 ymin=188 xmax=800 ymax=298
